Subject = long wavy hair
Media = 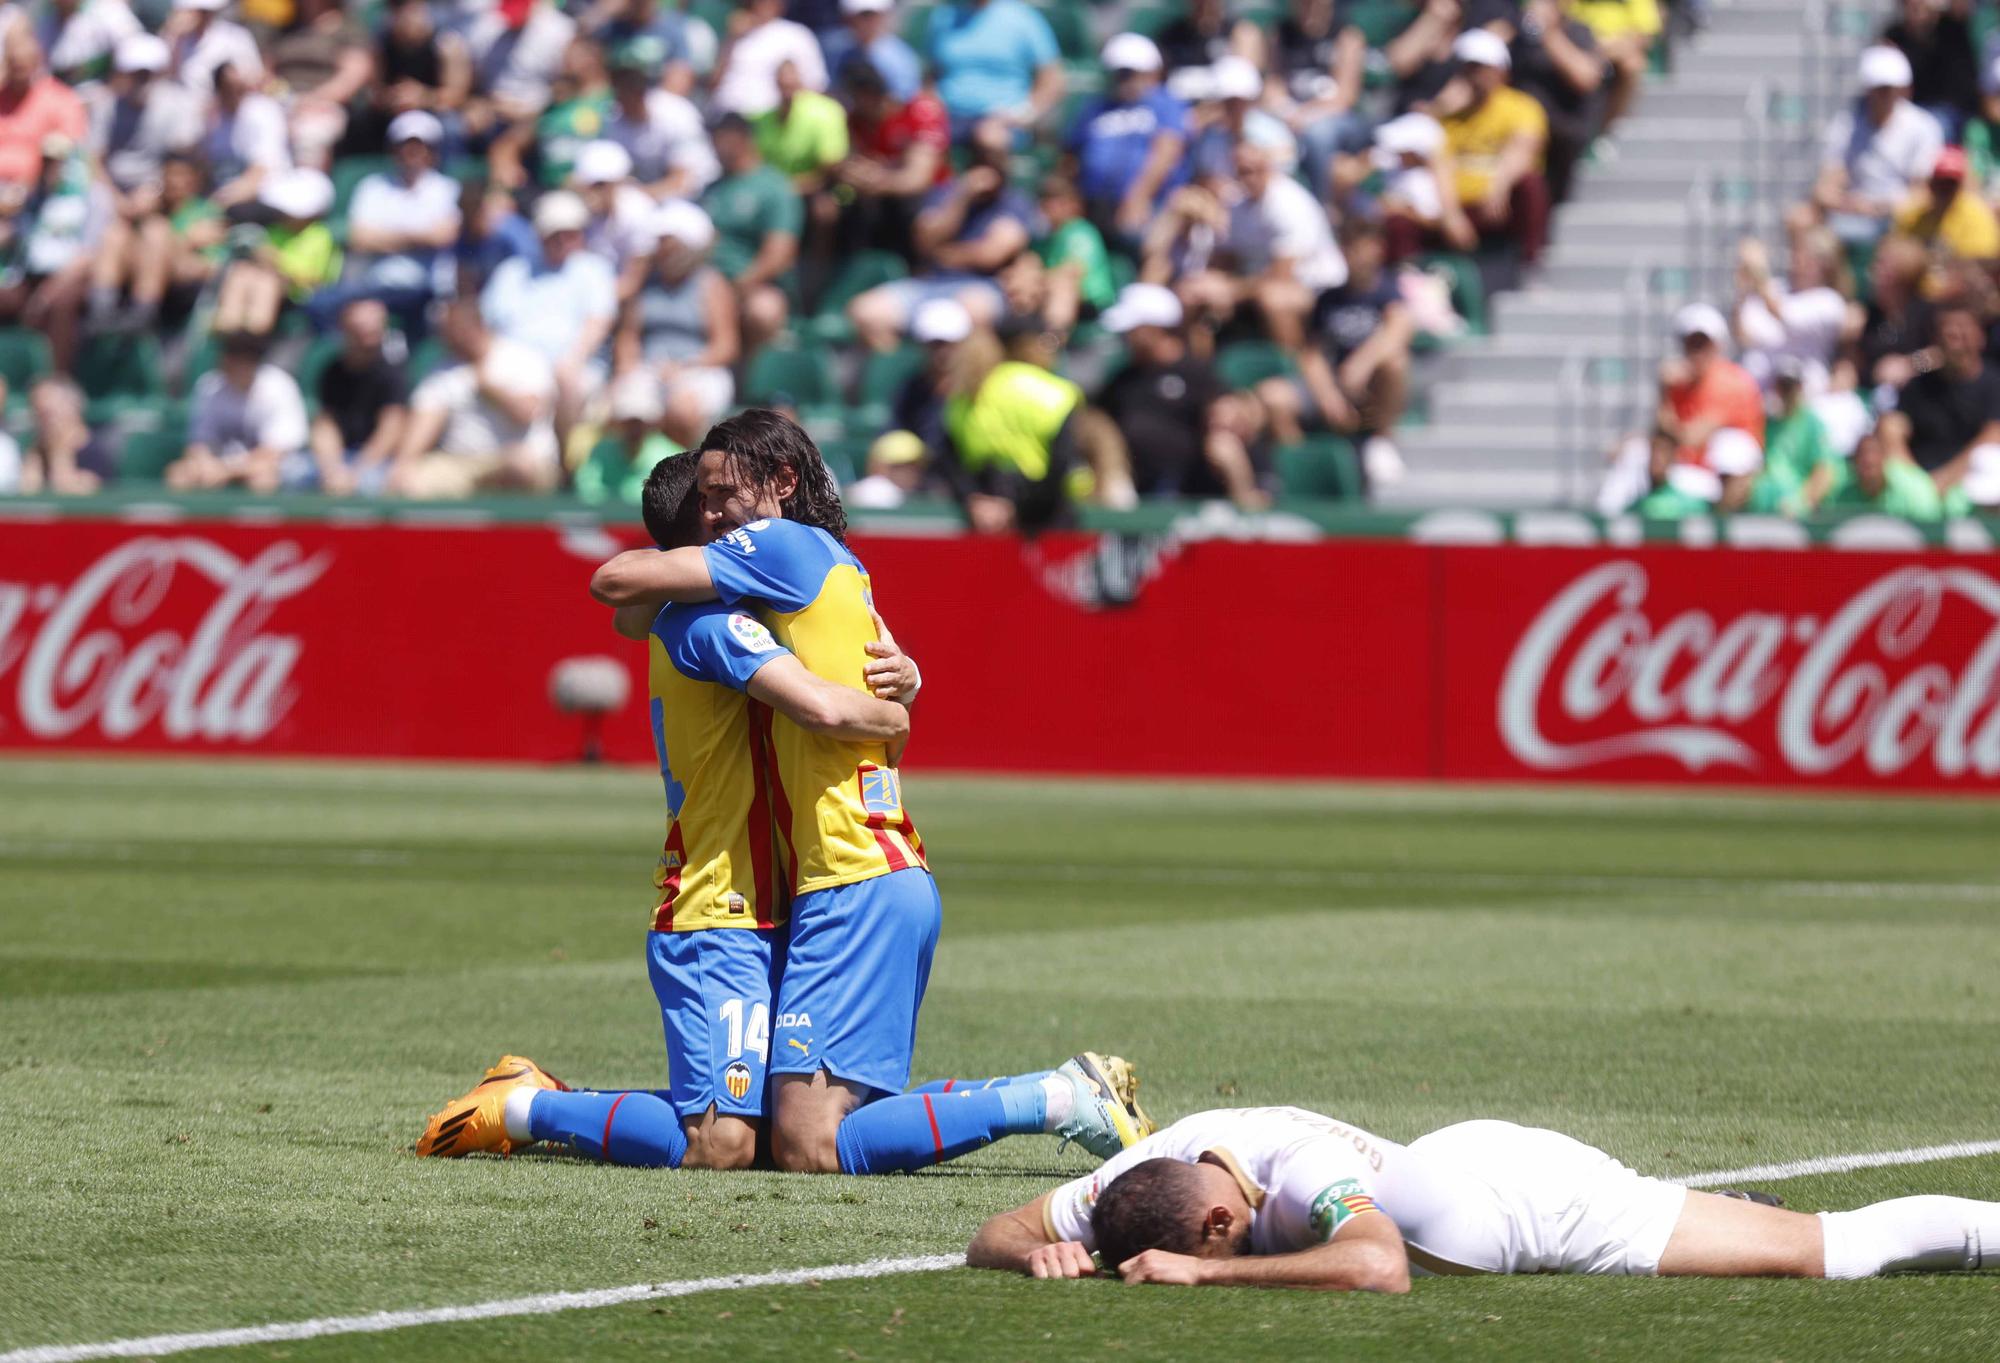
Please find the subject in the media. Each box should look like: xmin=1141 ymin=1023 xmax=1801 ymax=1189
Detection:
xmin=696 ymin=408 xmax=848 ymax=543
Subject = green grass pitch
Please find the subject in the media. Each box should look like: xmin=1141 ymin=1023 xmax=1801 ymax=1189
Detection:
xmin=3 ymin=758 xmax=1999 ymax=1361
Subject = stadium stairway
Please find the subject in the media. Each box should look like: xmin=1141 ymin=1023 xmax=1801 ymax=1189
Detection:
xmin=1379 ymin=0 xmax=1878 ymax=510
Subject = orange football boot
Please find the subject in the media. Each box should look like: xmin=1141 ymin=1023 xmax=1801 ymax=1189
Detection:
xmin=415 ymin=1054 xmax=570 ymax=1158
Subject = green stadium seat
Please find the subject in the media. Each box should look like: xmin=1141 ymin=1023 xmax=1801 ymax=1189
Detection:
xmin=817 ymin=434 xmax=867 ymax=485
xmin=1126 ymin=4 xmax=1175 ymax=37
xmin=1274 ymin=436 xmax=1359 ymax=500
xmin=1031 ymin=2 xmax=1093 ymax=61
xmin=76 ymin=333 xmax=163 ymax=401
xmin=860 ymin=343 xmax=925 ymax=407
xmin=0 ymin=327 xmax=52 ymax=394
xmin=744 ymin=344 xmax=839 ymax=408
xmin=1214 ymin=339 xmax=1296 ymax=391
xmin=408 ymin=336 xmax=452 ymax=382
xmin=1343 ymin=0 xmax=1417 ymax=48
xmin=114 ymin=408 xmax=191 ymax=482
xmin=901 ymin=3 xmax=935 ymax=46
xmin=803 ymin=249 xmax=908 ymax=344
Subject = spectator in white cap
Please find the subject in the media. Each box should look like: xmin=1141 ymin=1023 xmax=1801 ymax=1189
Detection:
xmin=1095 ymin=281 xmax=1269 ymax=507
xmin=605 ymin=41 xmax=718 ymax=200
xmin=710 ymin=0 xmax=828 ymax=117
xmin=162 ymin=0 xmax=264 ymax=100
xmin=167 ymin=331 xmax=310 ymax=493
xmin=44 ymin=0 xmax=143 ymax=88
xmin=1598 ymin=302 xmax=1767 ymax=516
xmin=213 ymin=166 xmax=340 ymax=335
xmin=571 ymin=138 xmax=658 ymax=298
xmin=1359 ymin=111 xmax=1473 ymax=262
xmin=1258 ymin=216 xmax=1415 ymax=492
xmin=618 ymin=199 xmax=738 ymax=449
xmin=1810 ymin=46 xmax=1943 ymax=244
xmin=572 ymin=368 xmax=679 ymax=505
xmin=83 ymin=30 xmax=202 ymax=330
xmin=821 ymin=0 xmax=922 ymax=103
xmin=307 ymin=108 xmax=461 ymax=336
xmin=879 ymin=294 xmax=972 ymax=464
xmin=1062 ymin=33 xmax=1188 ymax=246
xmin=1186 ymin=54 xmax=1298 ymax=183
xmin=198 ymin=61 xmax=291 ymax=211
xmin=393 ymin=297 xmax=561 ymax=497
xmin=482 ymin=188 xmax=620 ymax=436
xmin=1431 ymin=26 xmax=1550 ymax=266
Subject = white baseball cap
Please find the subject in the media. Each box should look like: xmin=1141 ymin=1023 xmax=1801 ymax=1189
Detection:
xmin=174 ymin=0 xmax=229 ymax=13
xmin=1859 ymin=44 xmax=1913 ymax=90
xmin=387 ymin=110 xmax=444 ymax=145
xmin=1100 ymin=282 xmax=1184 ymax=334
xmin=910 ymin=297 xmax=972 ymax=343
xmin=114 ymin=32 xmax=169 ymax=74
xmin=1101 ymin=32 xmax=1164 ymax=75
xmin=842 ymin=0 xmax=893 ymax=12
xmin=1672 ymin=302 xmax=1730 ymax=343
xmin=260 ymin=167 xmax=334 ymax=219
xmin=533 ymin=190 xmax=591 ymax=235
xmin=1986 ymin=52 xmax=2000 ymax=96
xmin=1210 ymin=55 xmax=1263 ymax=102
xmin=649 ymin=198 xmax=715 ymax=250
xmin=1375 ymin=112 xmax=1444 ymax=158
xmin=573 ymin=140 xmax=634 ymax=186
xmin=1453 ymin=27 xmax=1512 ymax=71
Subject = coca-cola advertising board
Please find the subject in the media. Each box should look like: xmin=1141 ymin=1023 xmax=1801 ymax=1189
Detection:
xmin=3 ymin=518 xmax=1998 ymax=792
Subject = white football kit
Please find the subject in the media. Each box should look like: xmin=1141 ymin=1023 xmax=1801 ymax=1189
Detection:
xmin=1044 ymin=1107 xmax=1690 ymax=1277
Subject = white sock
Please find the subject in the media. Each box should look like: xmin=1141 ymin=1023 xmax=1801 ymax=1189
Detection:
xmin=503 ymin=1085 xmax=540 ymax=1143
xmin=1039 ymin=1073 xmax=1075 ymax=1132
xmin=1818 ymin=1197 xmax=2000 ymax=1278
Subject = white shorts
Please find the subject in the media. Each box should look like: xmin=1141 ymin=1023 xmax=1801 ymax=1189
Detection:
xmin=1403 ymin=1120 xmax=1688 ymax=1277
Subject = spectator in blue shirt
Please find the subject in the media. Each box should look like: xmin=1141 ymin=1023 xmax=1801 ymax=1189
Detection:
xmin=1063 ymin=32 xmax=1188 ymax=248
xmin=926 ymin=0 xmax=1063 ymax=139
xmin=848 ymin=116 xmax=1040 ymax=350
xmin=480 ymin=190 xmax=619 ymax=436
xmin=820 ymin=0 xmax=921 ymax=102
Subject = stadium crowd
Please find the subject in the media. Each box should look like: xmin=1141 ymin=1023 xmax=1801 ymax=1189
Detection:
xmin=0 ymin=0 xmax=1697 ymax=526
xmin=1601 ymin=4 xmax=2000 ymax=523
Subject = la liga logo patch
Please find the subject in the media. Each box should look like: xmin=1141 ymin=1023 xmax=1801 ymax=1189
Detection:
xmin=728 ymin=614 xmax=780 ymax=654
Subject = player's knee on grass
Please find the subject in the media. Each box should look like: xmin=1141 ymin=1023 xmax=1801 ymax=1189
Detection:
xmin=680 ymin=1113 xmax=760 ymax=1171
xmin=1656 ymin=1191 xmax=1824 ymax=1278
xmin=770 ymin=1073 xmax=863 ymax=1173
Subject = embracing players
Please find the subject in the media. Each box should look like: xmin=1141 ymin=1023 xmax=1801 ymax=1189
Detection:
xmin=968 ymin=1105 xmax=2000 ymax=1289
xmin=417 ymin=413 xmax=1150 ymax=1174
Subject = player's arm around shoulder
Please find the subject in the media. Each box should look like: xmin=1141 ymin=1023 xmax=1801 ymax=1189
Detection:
xmin=1123 ymin=1213 xmax=1411 ymax=1294
xmin=747 ymin=655 xmax=911 ymax=743
xmin=968 ymin=1195 xmax=1098 ymax=1278
xmin=590 ymin=546 xmax=717 ymax=608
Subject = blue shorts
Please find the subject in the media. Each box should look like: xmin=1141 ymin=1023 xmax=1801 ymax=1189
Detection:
xmin=647 ymin=927 xmax=783 ymax=1120
xmin=770 ymin=867 xmax=942 ymax=1097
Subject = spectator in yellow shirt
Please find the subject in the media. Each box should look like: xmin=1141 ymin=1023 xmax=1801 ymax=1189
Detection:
xmin=1565 ymin=0 xmax=1660 ymax=128
xmin=1891 ymin=144 xmax=2000 ymax=262
xmin=1438 ymin=29 xmax=1550 ymax=264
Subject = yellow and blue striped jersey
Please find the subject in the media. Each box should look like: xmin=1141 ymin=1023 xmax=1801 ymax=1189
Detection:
xmin=647 ymin=602 xmax=794 ymax=932
xmin=701 ymin=519 xmax=926 ymax=896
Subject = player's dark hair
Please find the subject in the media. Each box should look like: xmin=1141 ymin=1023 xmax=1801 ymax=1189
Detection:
xmin=1091 ymin=1159 xmax=1209 ymax=1273
xmin=640 ymin=451 xmax=703 ymax=550
xmin=696 ymin=407 xmax=849 ymax=544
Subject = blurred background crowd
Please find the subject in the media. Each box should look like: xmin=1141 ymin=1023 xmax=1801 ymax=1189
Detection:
xmin=0 ymin=0 xmax=1989 ymax=529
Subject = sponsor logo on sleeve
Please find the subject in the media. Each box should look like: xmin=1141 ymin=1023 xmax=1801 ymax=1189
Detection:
xmin=1308 ymin=1179 xmax=1379 ymax=1241
xmin=727 ymin=613 xmax=779 ymax=654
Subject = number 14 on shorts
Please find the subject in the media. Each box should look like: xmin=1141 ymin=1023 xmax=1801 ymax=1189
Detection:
xmin=719 ymin=998 xmax=769 ymax=1062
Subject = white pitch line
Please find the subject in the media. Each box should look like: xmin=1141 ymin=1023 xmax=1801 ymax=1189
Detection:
xmin=10 ymin=1138 xmax=2000 ymax=1363
xmin=0 ymin=1254 xmax=964 ymax=1363
xmin=1669 ymin=1139 xmax=2000 ymax=1189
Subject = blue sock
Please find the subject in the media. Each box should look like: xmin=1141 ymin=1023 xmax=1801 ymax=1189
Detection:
xmin=528 ymin=1090 xmax=688 ymax=1168
xmin=834 ymin=1083 xmax=1048 ymax=1175
xmin=906 ymin=1070 xmax=1055 ymax=1095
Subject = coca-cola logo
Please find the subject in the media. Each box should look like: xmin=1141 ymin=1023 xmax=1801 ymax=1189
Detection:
xmin=1500 ymin=561 xmax=2000 ymax=780
xmin=0 ymin=537 xmax=330 ymax=743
